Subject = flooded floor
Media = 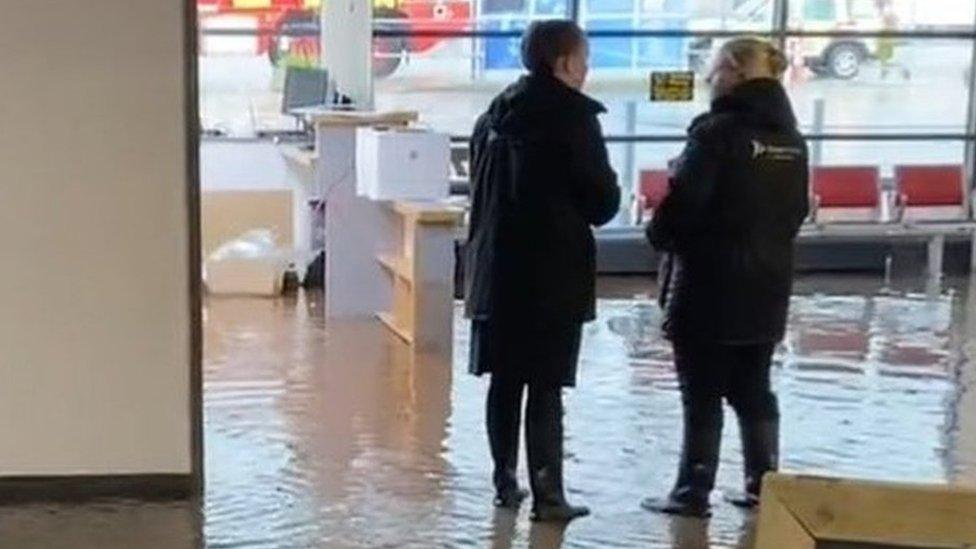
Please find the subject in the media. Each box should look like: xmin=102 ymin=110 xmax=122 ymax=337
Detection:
xmin=2 ymin=275 xmax=976 ymax=548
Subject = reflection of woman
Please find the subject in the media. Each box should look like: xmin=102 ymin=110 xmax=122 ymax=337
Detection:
xmin=643 ymin=38 xmax=809 ymax=517
xmin=464 ymin=20 xmax=620 ymax=522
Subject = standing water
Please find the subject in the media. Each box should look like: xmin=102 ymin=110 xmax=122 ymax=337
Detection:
xmin=1 ymin=275 xmax=974 ymax=548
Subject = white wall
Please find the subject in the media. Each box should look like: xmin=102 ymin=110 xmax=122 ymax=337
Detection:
xmin=0 ymin=1 xmax=193 ymax=475
xmin=201 ymin=140 xmax=291 ymax=192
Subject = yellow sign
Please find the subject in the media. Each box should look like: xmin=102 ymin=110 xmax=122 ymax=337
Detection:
xmin=650 ymin=71 xmax=695 ymax=102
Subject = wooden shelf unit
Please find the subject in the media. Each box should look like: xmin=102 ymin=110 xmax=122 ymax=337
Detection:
xmin=376 ymin=253 xmax=412 ymax=285
xmin=376 ymin=312 xmax=413 ymax=344
xmin=374 ymin=201 xmax=463 ymax=351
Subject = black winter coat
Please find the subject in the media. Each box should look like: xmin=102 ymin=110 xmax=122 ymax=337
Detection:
xmin=464 ymin=74 xmax=620 ymax=325
xmin=648 ymin=78 xmax=809 ymax=344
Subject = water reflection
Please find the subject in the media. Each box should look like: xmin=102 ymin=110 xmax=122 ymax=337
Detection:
xmin=0 ymin=276 xmax=974 ymax=548
xmin=667 ymin=518 xmax=710 ymax=549
xmin=206 ymin=298 xmax=456 ymax=548
xmin=947 ymin=279 xmax=976 ymax=486
xmin=529 ymin=521 xmax=568 ymax=549
xmin=489 ymin=508 xmax=519 ymax=549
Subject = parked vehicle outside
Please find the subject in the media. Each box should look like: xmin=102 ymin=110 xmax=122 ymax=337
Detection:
xmin=197 ymin=0 xmax=474 ymax=77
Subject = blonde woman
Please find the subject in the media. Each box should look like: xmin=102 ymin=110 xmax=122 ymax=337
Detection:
xmin=644 ymin=38 xmax=809 ymax=517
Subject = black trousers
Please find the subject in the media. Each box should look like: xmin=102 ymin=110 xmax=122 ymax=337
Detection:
xmin=668 ymin=339 xmax=779 ymax=499
xmin=673 ymin=339 xmax=778 ymax=424
xmin=486 ymin=372 xmax=564 ymax=500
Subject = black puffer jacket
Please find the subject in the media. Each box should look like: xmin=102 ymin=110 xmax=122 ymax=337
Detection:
xmin=464 ymin=74 xmax=620 ymax=325
xmin=648 ymin=78 xmax=809 ymax=344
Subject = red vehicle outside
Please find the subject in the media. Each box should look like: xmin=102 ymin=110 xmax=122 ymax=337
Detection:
xmin=197 ymin=0 xmax=472 ymax=76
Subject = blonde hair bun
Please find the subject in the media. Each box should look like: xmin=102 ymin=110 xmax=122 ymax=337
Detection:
xmin=722 ymin=37 xmax=789 ymax=78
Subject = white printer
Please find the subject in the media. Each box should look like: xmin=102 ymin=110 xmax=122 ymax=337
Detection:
xmin=355 ymin=126 xmax=451 ymax=201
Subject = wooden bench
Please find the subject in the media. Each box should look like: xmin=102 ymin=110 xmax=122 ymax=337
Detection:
xmin=756 ymin=474 xmax=976 ymax=548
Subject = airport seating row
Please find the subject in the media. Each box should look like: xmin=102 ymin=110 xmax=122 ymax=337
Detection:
xmin=635 ymin=164 xmax=976 ymax=275
xmin=637 ymin=164 xmax=972 ymax=224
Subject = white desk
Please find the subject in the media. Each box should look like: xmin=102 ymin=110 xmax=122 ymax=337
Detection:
xmin=277 ymin=110 xmax=462 ymax=352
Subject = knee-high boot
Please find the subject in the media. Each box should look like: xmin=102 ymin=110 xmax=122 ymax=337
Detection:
xmin=487 ymin=376 xmax=528 ymax=508
xmin=727 ymin=417 xmax=779 ymax=509
xmin=642 ymin=403 xmax=723 ymax=518
xmin=526 ymin=385 xmax=589 ymax=522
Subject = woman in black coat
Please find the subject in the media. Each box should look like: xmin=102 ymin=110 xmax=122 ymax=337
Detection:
xmin=642 ymin=38 xmax=809 ymax=517
xmin=464 ymin=20 xmax=620 ymax=522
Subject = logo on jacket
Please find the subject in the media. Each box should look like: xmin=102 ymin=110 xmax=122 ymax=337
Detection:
xmin=751 ymin=140 xmax=803 ymax=161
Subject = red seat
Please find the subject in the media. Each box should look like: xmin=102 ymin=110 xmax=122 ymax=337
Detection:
xmin=639 ymin=169 xmax=670 ymax=210
xmin=812 ymin=166 xmax=880 ymax=208
xmin=895 ymin=165 xmax=964 ymax=206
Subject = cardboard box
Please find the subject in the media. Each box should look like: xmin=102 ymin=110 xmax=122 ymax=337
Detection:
xmin=205 ymin=257 xmax=283 ymax=297
xmin=756 ymin=473 xmax=976 ymax=549
xmin=356 ymin=127 xmax=450 ymax=201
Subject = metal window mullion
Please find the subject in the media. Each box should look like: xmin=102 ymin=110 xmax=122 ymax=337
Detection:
xmin=773 ymin=0 xmax=789 ymax=50
xmin=192 ymin=26 xmax=976 ymax=39
xmin=965 ymin=11 xmax=976 ymax=221
xmin=444 ymin=133 xmax=976 ymax=143
xmin=570 ymin=0 xmax=581 ymax=25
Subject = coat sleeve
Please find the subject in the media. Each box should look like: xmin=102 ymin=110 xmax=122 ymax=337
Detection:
xmin=470 ymin=113 xmax=490 ymax=184
xmin=568 ymin=114 xmax=621 ymax=227
xmin=647 ymin=131 xmax=721 ymax=252
xmin=467 ymin=113 xmax=491 ymax=235
xmin=793 ymin=159 xmax=811 ymax=235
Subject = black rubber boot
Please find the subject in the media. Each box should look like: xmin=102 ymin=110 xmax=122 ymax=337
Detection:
xmin=526 ymin=386 xmax=589 ymax=523
xmin=642 ymin=406 xmax=722 ymax=518
xmin=529 ymin=466 xmax=590 ymax=522
xmin=726 ymin=418 xmax=779 ymax=510
xmin=487 ymin=377 xmax=528 ymax=509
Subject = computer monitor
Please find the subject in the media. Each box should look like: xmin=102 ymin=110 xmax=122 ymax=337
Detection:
xmin=281 ymin=66 xmax=332 ymax=115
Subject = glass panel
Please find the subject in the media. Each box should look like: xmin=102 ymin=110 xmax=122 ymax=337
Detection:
xmin=581 ymin=38 xmax=973 ymax=138
xmin=374 ymin=0 xmax=478 ymax=31
xmin=608 ymin=142 xmax=685 ymax=224
xmin=608 ymin=139 xmax=968 ymax=228
xmin=197 ymin=0 xmax=484 ymax=136
xmin=376 ymin=35 xmax=975 ymax=148
xmin=811 ymin=139 xmax=966 ymax=173
xmin=481 ymin=0 xmax=528 ymax=15
xmin=374 ymin=38 xmax=509 ymax=136
xmin=585 ymin=36 xmax=713 ymax=137
xmin=787 ymin=39 xmax=972 ymax=133
xmin=375 ymin=37 xmax=702 ymax=139
xmin=198 ymin=1 xmax=322 ymax=135
xmin=788 ymin=0 xmax=976 ymax=30
xmin=198 ymin=0 xmax=976 ymax=137
xmin=582 ymin=0 xmax=776 ymax=31
xmin=465 ymin=0 xmax=573 ymax=75
xmin=476 ymin=0 xmax=570 ymax=17
xmin=803 ymin=0 xmax=835 ymax=22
